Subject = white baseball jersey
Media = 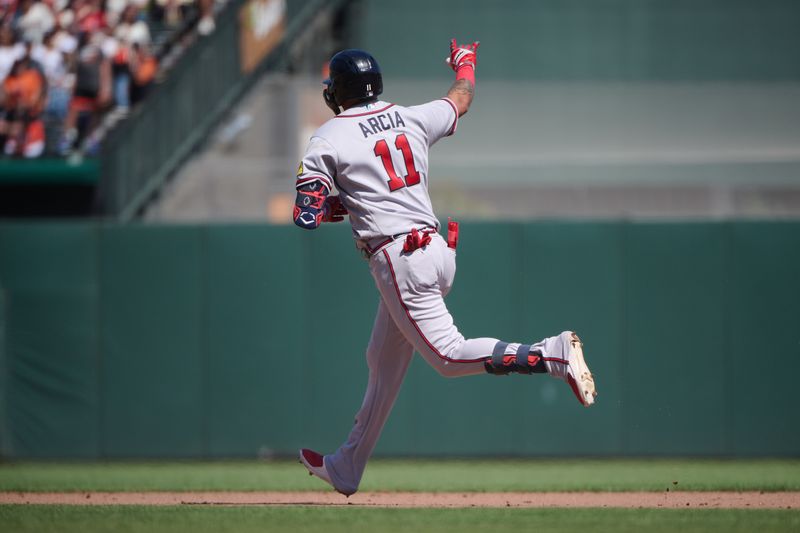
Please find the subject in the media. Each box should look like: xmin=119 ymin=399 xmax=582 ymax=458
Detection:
xmin=295 ymin=98 xmax=459 ymax=240
xmin=296 ymin=95 xmax=594 ymax=497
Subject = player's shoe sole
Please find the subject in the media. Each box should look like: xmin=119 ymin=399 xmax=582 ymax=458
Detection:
xmin=566 ymin=332 xmax=597 ymax=407
xmin=298 ymin=448 xmax=353 ymax=496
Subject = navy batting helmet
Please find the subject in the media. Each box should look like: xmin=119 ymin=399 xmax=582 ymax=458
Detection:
xmin=324 ymin=49 xmax=383 ymax=107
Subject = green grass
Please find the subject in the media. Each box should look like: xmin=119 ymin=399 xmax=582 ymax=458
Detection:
xmin=1 ymin=459 xmax=799 ymax=492
xmin=1 ymin=506 xmax=798 ymax=533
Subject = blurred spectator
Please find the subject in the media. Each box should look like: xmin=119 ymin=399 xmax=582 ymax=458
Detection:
xmin=0 ymin=25 xmax=24 ymax=80
xmin=58 ymin=39 xmax=109 ymax=153
xmin=32 ymin=28 xmax=68 ymax=118
xmin=111 ymin=4 xmax=148 ymax=108
xmin=15 ymin=0 xmax=55 ymax=43
xmin=51 ymin=11 xmax=78 ymax=55
xmin=104 ymin=0 xmax=126 ymax=27
xmin=115 ymin=4 xmax=148 ymax=46
xmin=1 ymin=41 xmax=46 ymax=157
xmin=128 ymin=40 xmax=154 ymax=105
xmin=152 ymin=0 xmax=193 ymax=28
xmin=76 ymin=0 xmax=106 ymax=35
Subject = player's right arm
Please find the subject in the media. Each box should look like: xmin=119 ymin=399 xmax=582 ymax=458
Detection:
xmin=445 ymin=39 xmax=479 ymax=117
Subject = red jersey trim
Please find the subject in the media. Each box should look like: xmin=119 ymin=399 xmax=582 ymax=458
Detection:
xmin=382 ymin=249 xmax=489 ymax=365
xmin=440 ymin=97 xmax=459 ymax=136
xmin=335 ymin=103 xmax=395 ymax=118
xmin=296 ymin=175 xmax=333 ymax=190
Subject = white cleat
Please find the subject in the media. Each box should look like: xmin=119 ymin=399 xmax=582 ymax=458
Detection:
xmin=564 ymin=332 xmax=597 ymax=407
xmin=299 ymin=448 xmax=352 ymax=496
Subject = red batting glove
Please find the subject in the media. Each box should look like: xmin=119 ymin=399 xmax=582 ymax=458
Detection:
xmin=322 ymin=195 xmax=348 ymax=223
xmin=446 ymin=39 xmax=480 ymax=72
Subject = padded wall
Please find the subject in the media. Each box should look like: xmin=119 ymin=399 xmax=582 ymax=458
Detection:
xmin=0 ymin=221 xmax=798 ymax=457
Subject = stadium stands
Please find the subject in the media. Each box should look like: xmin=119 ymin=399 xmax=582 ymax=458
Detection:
xmin=0 ymin=0 xmax=221 ymax=158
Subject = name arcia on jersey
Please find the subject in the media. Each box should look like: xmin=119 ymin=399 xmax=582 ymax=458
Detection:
xmin=359 ymin=110 xmax=406 ymax=138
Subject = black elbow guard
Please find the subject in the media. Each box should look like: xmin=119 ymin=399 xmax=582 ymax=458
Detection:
xmin=293 ymin=182 xmax=329 ymax=229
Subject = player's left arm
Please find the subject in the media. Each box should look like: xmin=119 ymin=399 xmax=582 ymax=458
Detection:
xmin=445 ymin=39 xmax=479 ymax=117
xmin=293 ymin=182 xmax=347 ymax=229
xmin=293 ymin=137 xmax=347 ymax=230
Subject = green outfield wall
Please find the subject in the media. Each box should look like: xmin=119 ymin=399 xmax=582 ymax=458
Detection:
xmin=0 ymin=221 xmax=798 ymax=458
xmin=360 ymin=0 xmax=800 ymax=81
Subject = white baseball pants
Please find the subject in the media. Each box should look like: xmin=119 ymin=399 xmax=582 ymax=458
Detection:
xmin=324 ymin=233 xmax=563 ymax=495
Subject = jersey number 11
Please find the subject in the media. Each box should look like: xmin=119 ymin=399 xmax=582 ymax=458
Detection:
xmin=374 ymin=134 xmax=421 ymax=192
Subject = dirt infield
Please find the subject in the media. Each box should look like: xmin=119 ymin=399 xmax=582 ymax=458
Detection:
xmin=1 ymin=491 xmax=797 ymax=509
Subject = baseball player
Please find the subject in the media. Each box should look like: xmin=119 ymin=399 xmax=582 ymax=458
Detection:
xmin=295 ymin=41 xmax=597 ymax=496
